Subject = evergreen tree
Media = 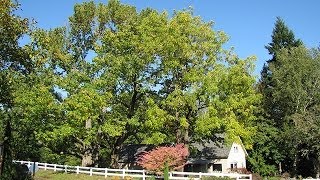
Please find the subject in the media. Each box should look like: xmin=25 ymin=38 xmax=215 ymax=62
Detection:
xmin=249 ymin=17 xmax=302 ymax=176
xmin=265 ymin=17 xmax=303 ymax=63
xmin=263 ymin=17 xmax=302 ymax=127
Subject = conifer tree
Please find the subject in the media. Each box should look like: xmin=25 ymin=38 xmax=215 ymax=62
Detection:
xmin=249 ymin=17 xmax=302 ymax=176
xmin=263 ymin=17 xmax=302 ymax=127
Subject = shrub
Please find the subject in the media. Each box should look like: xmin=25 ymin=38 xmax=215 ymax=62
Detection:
xmin=1 ymin=163 xmax=33 ymax=180
xmin=251 ymin=173 xmax=263 ymax=180
xmin=137 ymin=144 xmax=189 ymax=173
xmin=228 ymin=168 xmax=250 ymax=174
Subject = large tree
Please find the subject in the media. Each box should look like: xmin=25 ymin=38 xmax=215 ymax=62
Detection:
xmin=13 ymin=0 xmax=260 ymax=169
xmin=262 ymin=17 xmax=303 ymax=128
xmin=272 ymin=46 xmax=320 ymax=177
xmin=95 ymin=4 xmax=260 ymax=167
xmin=139 ymin=11 xmax=260 ymax=147
xmin=27 ymin=1 xmax=106 ymax=167
xmin=0 ymin=0 xmax=32 ymax=178
xmin=249 ymin=17 xmax=302 ymax=176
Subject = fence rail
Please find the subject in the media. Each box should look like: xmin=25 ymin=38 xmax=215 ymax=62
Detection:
xmin=14 ymin=160 xmax=252 ymax=180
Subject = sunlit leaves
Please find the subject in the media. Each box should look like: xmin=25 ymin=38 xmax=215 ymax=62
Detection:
xmin=4 ymin=0 xmax=260 ymax=167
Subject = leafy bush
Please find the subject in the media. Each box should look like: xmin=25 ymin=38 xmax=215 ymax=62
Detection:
xmin=39 ymin=147 xmax=81 ymax=166
xmin=1 ymin=163 xmax=33 ymax=180
xmin=251 ymin=173 xmax=263 ymax=180
xmin=228 ymin=168 xmax=251 ymax=174
xmin=137 ymin=144 xmax=189 ymax=173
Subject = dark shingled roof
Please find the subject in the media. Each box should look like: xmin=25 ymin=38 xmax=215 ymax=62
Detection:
xmin=191 ymin=141 xmax=230 ymax=158
xmin=118 ymin=140 xmax=232 ymax=164
xmin=118 ymin=144 xmax=155 ymax=163
xmin=187 ymin=140 xmax=231 ymax=164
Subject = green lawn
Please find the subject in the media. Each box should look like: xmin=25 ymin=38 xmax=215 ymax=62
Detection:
xmin=34 ymin=170 xmax=110 ymax=180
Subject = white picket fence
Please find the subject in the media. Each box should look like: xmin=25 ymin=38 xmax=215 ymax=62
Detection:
xmin=14 ymin=160 xmax=252 ymax=180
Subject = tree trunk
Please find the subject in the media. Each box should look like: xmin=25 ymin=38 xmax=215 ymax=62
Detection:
xmin=81 ymin=119 xmax=93 ymax=167
xmin=279 ymin=162 xmax=282 ymax=175
xmin=110 ymin=147 xmax=120 ymax=168
xmin=81 ymin=150 xmax=93 ymax=167
xmin=175 ymin=111 xmax=182 ymax=144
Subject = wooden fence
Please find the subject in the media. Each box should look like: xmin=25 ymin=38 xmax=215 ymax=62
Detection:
xmin=14 ymin=160 xmax=252 ymax=180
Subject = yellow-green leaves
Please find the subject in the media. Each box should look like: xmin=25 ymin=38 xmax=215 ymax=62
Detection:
xmin=145 ymin=98 xmax=168 ymax=130
xmin=10 ymin=0 xmax=261 ymax=165
xmin=194 ymin=56 xmax=260 ymax=146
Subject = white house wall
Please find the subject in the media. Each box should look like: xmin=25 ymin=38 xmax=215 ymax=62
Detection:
xmin=227 ymin=142 xmax=246 ymax=171
xmin=208 ymin=159 xmax=228 ymax=173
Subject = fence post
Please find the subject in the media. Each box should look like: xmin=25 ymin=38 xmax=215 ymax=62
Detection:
xmin=54 ymin=164 xmax=57 ymax=172
xmin=89 ymin=168 xmax=92 ymax=176
xmin=142 ymin=170 xmax=145 ymax=180
xmin=249 ymin=174 xmax=252 ymax=180
xmin=169 ymin=172 xmax=173 ymax=178
xmin=105 ymin=168 xmax=108 ymax=178
xmin=44 ymin=163 xmax=47 ymax=170
xmin=122 ymin=169 xmax=125 ymax=179
xmin=64 ymin=165 xmax=67 ymax=173
xmin=199 ymin=172 xmax=202 ymax=178
xmin=76 ymin=166 xmax=79 ymax=174
xmin=33 ymin=162 xmax=37 ymax=175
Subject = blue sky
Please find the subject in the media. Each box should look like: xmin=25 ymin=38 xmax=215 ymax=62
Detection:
xmin=18 ymin=0 xmax=320 ymax=77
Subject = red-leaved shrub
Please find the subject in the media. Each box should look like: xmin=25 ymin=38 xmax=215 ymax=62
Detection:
xmin=137 ymin=144 xmax=189 ymax=173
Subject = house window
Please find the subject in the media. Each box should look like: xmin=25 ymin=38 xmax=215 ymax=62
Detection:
xmin=234 ymin=146 xmax=238 ymax=153
xmin=230 ymin=162 xmax=237 ymax=170
xmin=212 ymin=164 xmax=222 ymax=172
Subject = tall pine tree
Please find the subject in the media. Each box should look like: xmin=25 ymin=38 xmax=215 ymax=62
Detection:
xmin=263 ymin=17 xmax=302 ymax=127
xmin=248 ymin=17 xmax=302 ymax=176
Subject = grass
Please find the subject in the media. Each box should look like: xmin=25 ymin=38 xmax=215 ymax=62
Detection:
xmin=34 ymin=170 xmax=107 ymax=180
xmin=34 ymin=170 xmax=145 ymax=180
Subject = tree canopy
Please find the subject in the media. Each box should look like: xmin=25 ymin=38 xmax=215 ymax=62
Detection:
xmin=0 ymin=0 xmax=259 ymax=170
xmin=251 ymin=17 xmax=320 ymax=178
xmin=3 ymin=0 xmax=320 ymax=178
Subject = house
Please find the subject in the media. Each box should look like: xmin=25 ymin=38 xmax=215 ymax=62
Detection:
xmin=118 ymin=139 xmax=247 ymax=173
xmin=185 ymin=140 xmax=248 ymax=173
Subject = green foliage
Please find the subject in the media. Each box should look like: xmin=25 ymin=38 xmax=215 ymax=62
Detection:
xmin=38 ymin=147 xmax=81 ymax=166
xmin=262 ymin=17 xmax=303 ymax=128
xmin=0 ymin=0 xmax=37 ymax=179
xmin=251 ymin=17 xmax=304 ymax=176
xmin=265 ymin=17 xmax=303 ymax=62
xmin=253 ymin=16 xmax=320 ymax=178
xmin=1 ymin=163 xmax=32 ymax=180
xmin=272 ymin=47 xmax=320 ymax=177
xmin=271 ymin=47 xmax=320 ymax=115
xmin=1 ymin=0 xmax=259 ymax=170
